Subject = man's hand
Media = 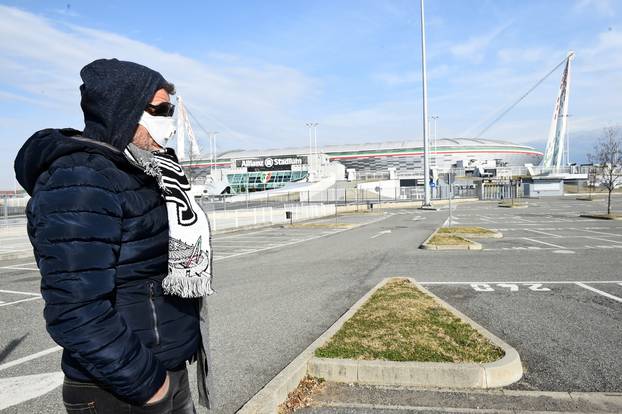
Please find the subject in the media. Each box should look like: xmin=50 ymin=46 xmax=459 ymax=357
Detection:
xmin=146 ymin=372 xmax=170 ymax=405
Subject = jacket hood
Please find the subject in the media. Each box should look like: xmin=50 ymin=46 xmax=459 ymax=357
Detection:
xmin=80 ymin=58 xmax=169 ymax=150
xmin=14 ymin=128 xmax=133 ymax=196
xmin=14 ymin=58 xmax=171 ymax=195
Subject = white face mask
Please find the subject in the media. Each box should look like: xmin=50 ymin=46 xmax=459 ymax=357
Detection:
xmin=138 ymin=111 xmax=176 ymax=147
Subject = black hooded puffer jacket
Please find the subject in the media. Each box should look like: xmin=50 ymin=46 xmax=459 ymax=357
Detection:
xmin=13 ymin=59 xmax=201 ymax=405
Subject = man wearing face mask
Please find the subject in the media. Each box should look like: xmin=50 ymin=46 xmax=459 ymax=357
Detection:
xmin=14 ymin=59 xmax=214 ymax=413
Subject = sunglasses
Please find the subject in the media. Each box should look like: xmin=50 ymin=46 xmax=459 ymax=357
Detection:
xmin=145 ymin=102 xmax=175 ymax=117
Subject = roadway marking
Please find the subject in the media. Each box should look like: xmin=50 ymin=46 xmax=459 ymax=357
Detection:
xmin=575 ymin=282 xmax=622 ymax=303
xmin=214 ymin=214 xmax=389 ymax=262
xmin=0 ymin=297 xmax=42 ymax=307
xmin=420 ymin=280 xmax=622 ymax=285
xmin=521 ymin=237 xmax=566 ymax=249
xmin=580 ymin=228 xmax=622 ymax=237
xmin=469 ymin=283 xmax=551 ymax=292
xmin=524 ymin=228 xmax=562 ymax=238
xmin=583 ymin=236 xmax=622 ymax=244
xmin=0 ymin=290 xmax=42 ymax=307
xmin=0 ymin=372 xmax=65 ymax=410
xmin=0 ymin=345 xmax=62 ymax=372
xmin=0 ymin=247 xmax=34 ymax=253
xmin=0 ymin=289 xmax=41 ymax=296
xmin=370 ymin=230 xmax=392 ymax=239
xmin=553 ymin=250 xmax=575 ymax=254
xmin=0 ymin=265 xmax=38 ymax=271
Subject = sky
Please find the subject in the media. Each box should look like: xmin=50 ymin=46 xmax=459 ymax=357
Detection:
xmin=1 ymin=0 xmax=621 ymax=189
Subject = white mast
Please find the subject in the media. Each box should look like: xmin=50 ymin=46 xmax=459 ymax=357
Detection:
xmin=175 ymin=96 xmax=201 ymax=161
xmin=541 ymin=51 xmax=574 ymax=169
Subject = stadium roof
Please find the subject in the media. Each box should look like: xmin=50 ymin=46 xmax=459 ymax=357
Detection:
xmin=215 ymin=138 xmax=537 ymax=159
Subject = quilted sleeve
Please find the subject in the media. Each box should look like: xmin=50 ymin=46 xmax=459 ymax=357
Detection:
xmin=31 ymin=162 xmax=167 ymax=404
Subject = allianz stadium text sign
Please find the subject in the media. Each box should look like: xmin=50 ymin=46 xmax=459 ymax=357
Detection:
xmin=236 ymin=156 xmax=307 ymax=171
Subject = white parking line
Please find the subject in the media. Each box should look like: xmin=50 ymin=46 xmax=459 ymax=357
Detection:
xmin=575 ymin=282 xmax=622 ymax=303
xmin=213 ymin=214 xmax=389 ymax=262
xmin=522 ymin=237 xmax=566 ymax=249
xmin=0 ymin=289 xmax=41 ymax=296
xmin=0 ymin=290 xmax=42 ymax=307
xmin=0 ymin=346 xmax=62 ymax=372
xmin=583 ymin=236 xmax=622 ymax=244
xmin=421 ymin=280 xmax=622 ymax=285
xmin=213 ymin=244 xmax=283 ymax=249
xmin=0 ymin=297 xmax=41 ymax=307
xmin=370 ymin=230 xmax=391 ymax=239
xmin=0 ymin=266 xmax=38 ymax=271
xmin=524 ymin=228 xmax=562 ymax=238
xmin=0 ymin=247 xmax=34 ymax=253
xmin=580 ymin=229 xmax=622 ymax=237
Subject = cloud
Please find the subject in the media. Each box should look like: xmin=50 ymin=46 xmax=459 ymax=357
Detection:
xmin=0 ymin=5 xmax=318 ymax=151
xmin=497 ymin=47 xmax=548 ymax=64
xmin=576 ymin=28 xmax=622 ymax=73
xmin=449 ymin=23 xmax=511 ymax=63
xmin=574 ymin=0 xmax=616 ymax=16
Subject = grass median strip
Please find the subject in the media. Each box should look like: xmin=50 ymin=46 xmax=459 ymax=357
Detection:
xmin=314 ymin=279 xmax=504 ymax=363
xmin=437 ymin=226 xmax=496 ymax=236
xmin=428 ymin=234 xmax=473 ymax=246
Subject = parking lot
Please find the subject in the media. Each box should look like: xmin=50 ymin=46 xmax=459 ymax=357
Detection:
xmin=416 ymin=197 xmax=622 ymax=392
xmin=0 ymin=209 xmax=404 ymax=413
xmin=0 ymin=197 xmax=620 ymax=412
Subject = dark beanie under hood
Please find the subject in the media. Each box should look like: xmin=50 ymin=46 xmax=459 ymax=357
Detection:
xmin=80 ymin=58 xmax=169 ymax=150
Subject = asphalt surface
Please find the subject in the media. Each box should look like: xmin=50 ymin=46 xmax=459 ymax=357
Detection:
xmin=0 ymin=197 xmax=621 ymax=413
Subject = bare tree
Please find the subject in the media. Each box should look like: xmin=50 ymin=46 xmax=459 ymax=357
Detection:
xmin=587 ymin=165 xmax=598 ymax=200
xmin=588 ymin=126 xmax=622 ymax=215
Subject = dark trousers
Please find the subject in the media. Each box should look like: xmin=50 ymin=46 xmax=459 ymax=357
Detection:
xmin=62 ymin=365 xmax=196 ymax=414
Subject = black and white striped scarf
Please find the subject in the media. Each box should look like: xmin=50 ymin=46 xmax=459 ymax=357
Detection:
xmin=123 ymin=142 xmax=215 ymax=298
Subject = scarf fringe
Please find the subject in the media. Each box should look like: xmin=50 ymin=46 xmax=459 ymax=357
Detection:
xmin=162 ymin=275 xmax=215 ymax=298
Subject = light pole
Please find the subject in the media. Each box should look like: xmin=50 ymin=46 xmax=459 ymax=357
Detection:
xmin=306 ymin=122 xmax=318 ymax=173
xmin=207 ymin=131 xmax=219 ymax=177
xmin=305 ymin=123 xmax=313 ymax=159
xmin=420 ymin=0 xmax=431 ymax=206
xmin=431 ymin=115 xmax=439 ymax=166
xmin=313 ymin=123 xmax=319 ymax=157
xmin=562 ymin=114 xmax=572 ymax=167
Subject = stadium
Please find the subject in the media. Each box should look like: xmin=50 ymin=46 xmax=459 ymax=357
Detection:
xmin=181 ymin=138 xmax=543 ymax=193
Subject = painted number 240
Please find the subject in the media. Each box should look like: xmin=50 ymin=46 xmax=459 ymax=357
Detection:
xmin=470 ymin=283 xmax=551 ymax=292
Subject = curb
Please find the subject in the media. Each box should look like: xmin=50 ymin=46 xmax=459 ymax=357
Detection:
xmin=579 ymin=214 xmax=622 ymax=221
xmin=498 ymin=203 xmax=528 ymax=209
xmin=419 ymin=228 xmax=482 ymax=251
xmin=236 ymin=277 xmax=392 ymax=414
xmin=237 ymin=277 xmax=523 ymax=413
xmin=308 ymin=278 xmax=523 ymax=389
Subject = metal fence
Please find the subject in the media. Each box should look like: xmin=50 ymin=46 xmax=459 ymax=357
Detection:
xmin=1 ymin=194 xmax=28 ymax=227
xmin=477 ymin=183 xmax=524 ymax=200
xmin=205 ymin=203 xmax=336 ymax=232
xmin=198 ymin=184 xmax=480 ymax=213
